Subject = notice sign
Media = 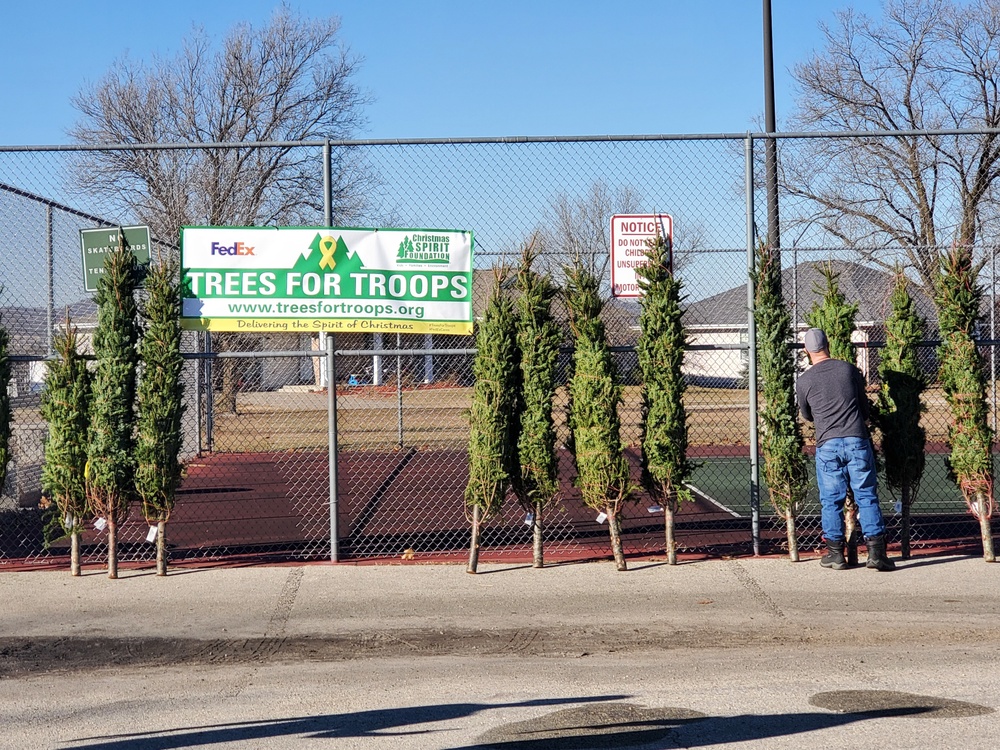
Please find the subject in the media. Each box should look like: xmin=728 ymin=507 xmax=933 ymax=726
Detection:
xmin=180 ymin=226 xmax=474 ymax=335
xmin=610 ymin=214 xmax=672 ymax=297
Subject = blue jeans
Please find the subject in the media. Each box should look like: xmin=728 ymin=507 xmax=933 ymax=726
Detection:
xmin=814 ymin=437 xmax=885 ymax=541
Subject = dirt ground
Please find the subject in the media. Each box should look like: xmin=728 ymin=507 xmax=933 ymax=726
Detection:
xmin=4 ymin=614 xmax=999 ymax=681
xmin=213 ymin=385 xmax=962 ymax=452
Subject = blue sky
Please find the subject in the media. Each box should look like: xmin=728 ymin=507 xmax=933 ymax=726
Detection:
xmin=1 ymin=1 xmax=886 ymax=145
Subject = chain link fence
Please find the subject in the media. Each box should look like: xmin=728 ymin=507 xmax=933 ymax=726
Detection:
xmin=0 ymin=132 xmax=995 ymax=567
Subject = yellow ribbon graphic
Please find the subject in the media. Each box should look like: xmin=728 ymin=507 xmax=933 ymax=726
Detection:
xmin=318 ymin=236 xmax=337 ymax=270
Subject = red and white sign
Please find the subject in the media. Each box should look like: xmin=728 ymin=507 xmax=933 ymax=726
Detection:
xmin=610 ymin=213 xmax=673 ymax=297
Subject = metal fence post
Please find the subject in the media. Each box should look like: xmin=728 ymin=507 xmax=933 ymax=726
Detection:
xmin=327 ymin=332 xmax=339 ymax=562
xmin=195 ymin=332 xmax=203 ymax=456
xmin=397 ymin=333 xmax=404 ymax=448
xmin=204 ymin=331 xmax=214 ymax=453
xmin=46 ymin=205 xmax=54 ymax=357
xmin=323 ymin=138 xmax=341 ymax=562
xmin=746 ymin=133 xmax=761 ymax=556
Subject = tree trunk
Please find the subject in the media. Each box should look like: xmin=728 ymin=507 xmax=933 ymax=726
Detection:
xmin=978 ymin=492 xmax=995 ymax=563
xmin=467 ymin=505 xmax=481 ymax=574
xmin=665 ymin=504 xmax=677 ymax=566
xmin=608 ymin=507 xmax=627 ymax=571
xmin=156 ymin=521 xmax=168 ymax=576
xmin=107 ymin=519 xmax=119 ymax=580
xmin=844 ymin=491 xmax=859 ymax=567
xmin=785 ymin=512 xmax=799 ymax=562
xmin=900 ymin=481 xmax=911 ymax=560
xmin=532 ymin=500 xmax=544 ymax=569
xmin=216 ymin=358 xmax=238 ymax=414
xmin=71 ymin=531 xmax=81 ymax=577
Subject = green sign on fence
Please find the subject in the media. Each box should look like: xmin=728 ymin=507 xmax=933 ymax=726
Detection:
xmin=80 ymin=225 xmax=151 ymax=293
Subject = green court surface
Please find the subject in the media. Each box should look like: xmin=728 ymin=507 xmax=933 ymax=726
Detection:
xmin=686 ymin=453 xmax=983 ymax=519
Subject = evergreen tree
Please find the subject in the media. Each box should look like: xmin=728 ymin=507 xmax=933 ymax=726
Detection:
xmin=804 ymin=263 xmax=862 ymax=563
xmin=464 ymin=269 xmax=520 ymax=574
xmin=136 ymin=259 xmax=185 ymax=576
xmin=752 ymin=242 xmax=809 ymax=560
xmin=636 ymin=235 xmax=693 ymax=565
xmin=565 ymin=263 xmax=632 ymax=571
xmin=87 ymin=239 xmax=140 ymax=579
xmin=805 ymin=263 xmax=857 ymax=362
xmin=40 ymin=319 xmax=92 ymax=576
xmin=934 ymin=245 xmax=995 ymax=562
xmin=512 ymin=244 xmax=561 ymax=569
xmin=876 ymin=267 xmax=926 ymax=560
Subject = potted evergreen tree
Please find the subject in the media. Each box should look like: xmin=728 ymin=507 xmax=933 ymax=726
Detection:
xmin=875 ymin=267 xmax=926 ymax=560
xmin=87 ymin=238 xmax=140 ymax=579
xmin=40 ymin=318 xmax=92 ymax=576
xmin=565 ymin=263 xmax=632 ymax=571
xmin=136 ymin=258 xmax=185 ymax=576
xmin=465 ymin=269 xmax=520 ymax=574
xmin=636 ymin=235 xmax=693 ymax=565
xmin=934 ymin=245 xmax=995 ymax=562
xmin=752 ymin=242 xmax=809 ymax=560
xmin=512 ymin=244 xmax=561 ymax=568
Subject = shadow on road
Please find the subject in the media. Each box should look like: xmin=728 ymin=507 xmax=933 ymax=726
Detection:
xmin=64 ymin=694 xmax=939 ymax=750
xmin=65 ymin=695 xmax=630 ymax=750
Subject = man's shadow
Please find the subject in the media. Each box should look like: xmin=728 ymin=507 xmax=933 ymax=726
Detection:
xmin=68 ymin=695 xmax=629 ymax=750
xmin=69 ymin=695 xmax=934 ymax=750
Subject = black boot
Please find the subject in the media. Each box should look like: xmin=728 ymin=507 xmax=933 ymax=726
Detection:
xmin=865 ymin=535 xmax=896 ymax=571
xmin=846 ymin=527 xmax=862 ymax=567
xmin=820 ymin=539 xmax=847 ymax=570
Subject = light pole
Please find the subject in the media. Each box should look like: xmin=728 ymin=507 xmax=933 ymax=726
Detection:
xmin=763 ymin=0 xmax=781 ymax=276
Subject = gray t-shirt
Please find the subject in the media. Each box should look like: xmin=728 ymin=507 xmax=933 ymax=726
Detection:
xmin=796 ymin=358 xmax=870 ymax=447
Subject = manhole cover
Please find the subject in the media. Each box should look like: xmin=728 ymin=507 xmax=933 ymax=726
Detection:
xmin=475 ymin=702 xmax=705 ymax=749
xmin=810 ymin=690 xmax=994 ymax=718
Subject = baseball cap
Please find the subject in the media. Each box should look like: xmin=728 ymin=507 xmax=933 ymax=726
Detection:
xmin=804 ymin=328 xmax=829 ymax=353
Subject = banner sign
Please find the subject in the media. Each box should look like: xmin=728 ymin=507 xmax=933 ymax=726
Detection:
xmin=180 ymin=226 xmax=474 ymax=335
xmin=610 ymin=213 xmax=672 ymax=297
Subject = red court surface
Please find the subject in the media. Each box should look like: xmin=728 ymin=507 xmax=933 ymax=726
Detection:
xmin=7 ymin=444 xmax=984 ymax=569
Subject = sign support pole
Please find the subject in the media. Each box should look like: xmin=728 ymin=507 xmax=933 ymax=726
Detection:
xmin=324 ymin=139 xmax=341 ymax=563
xmin=327 ymin=331 xmax=339 ymax=562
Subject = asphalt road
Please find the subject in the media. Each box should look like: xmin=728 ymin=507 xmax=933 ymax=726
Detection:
xmin=2 ymin=554 xmax=999 ymax=749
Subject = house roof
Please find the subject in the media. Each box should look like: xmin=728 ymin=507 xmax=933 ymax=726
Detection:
xmin=2 ymin=299 xmax=97 ymax=339
xmin=683 ymin=260 xmax=939 ymax=331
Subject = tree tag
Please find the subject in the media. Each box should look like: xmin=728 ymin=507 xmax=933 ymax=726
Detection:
xmin=93 ymin=517 xmax=107 ymax=531
xmin=524 ymin=513 xmax=533 ymax=526
xmin=595 ymin=512 xmax=608 ymax=524
xmin=894 ymin=502 xmax=903 ymax=514
xmin=146 ymin=526 xmax=158 ymax=543
xmin=648 ymin=505 xmax=664 ymax=513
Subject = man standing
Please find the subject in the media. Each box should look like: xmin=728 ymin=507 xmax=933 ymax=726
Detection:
xmin=796 ymin=328 xmax=895 ymax=571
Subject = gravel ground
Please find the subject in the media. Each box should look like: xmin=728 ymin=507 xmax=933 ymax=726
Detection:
xmin=2 ymin=555 xmax=999 ymax=748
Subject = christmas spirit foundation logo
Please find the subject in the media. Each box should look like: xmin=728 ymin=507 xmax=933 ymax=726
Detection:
xmin=397 ymin=233 xmax=451 ymax=264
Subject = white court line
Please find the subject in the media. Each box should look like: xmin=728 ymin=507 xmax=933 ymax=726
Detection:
xmin=684 ymin=482 xmax=742 ymax=518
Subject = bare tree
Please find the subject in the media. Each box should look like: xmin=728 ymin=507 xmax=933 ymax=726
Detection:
xmin=70 ymin=7 xmax=373 ymax=411
xmin=69 ymin=6 xmax=373 ymax=239
xmin=537 ymin=181 xmax=641 ymax=282
xmin=784 ymin=0 xmax=1000 ymax=289
xmin=535 ymin=180 xmax=701 ymax=286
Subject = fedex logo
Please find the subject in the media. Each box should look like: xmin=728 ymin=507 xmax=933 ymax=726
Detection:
xmin=211 ymin=241 xmax=255 ymax=256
